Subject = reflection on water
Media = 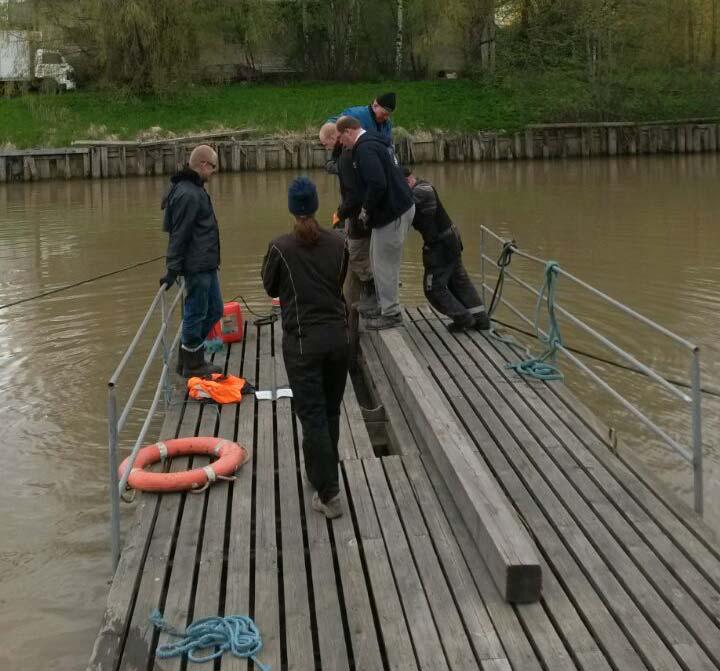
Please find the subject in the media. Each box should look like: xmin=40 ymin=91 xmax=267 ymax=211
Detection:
xmin=0 ymin=156 xmax=718 ymax=670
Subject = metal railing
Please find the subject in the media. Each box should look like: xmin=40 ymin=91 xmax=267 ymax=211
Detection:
xmin=480 ymin=226 xmax=704 ymax=514
xmin=107 ymin=282 xmax=184 ymax=572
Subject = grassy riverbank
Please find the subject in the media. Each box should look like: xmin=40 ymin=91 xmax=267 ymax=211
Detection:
xmin=2 ymin=69 xmax=720 ymax=149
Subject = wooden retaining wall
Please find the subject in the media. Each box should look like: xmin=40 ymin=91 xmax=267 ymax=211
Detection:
xmin=3 ymin=120 xmax=720 ymax=183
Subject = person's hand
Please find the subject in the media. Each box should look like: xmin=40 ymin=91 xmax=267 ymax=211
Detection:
xmin=358 ymin=208 xmax=369 ymax=225
xmin=159 ymin=271 xmax=178 ymax=290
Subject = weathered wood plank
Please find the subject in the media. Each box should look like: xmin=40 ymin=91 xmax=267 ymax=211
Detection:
xmin=363 ymin=457 xmax=449 ymax=670
xmin=342 ymin=458 xmax=418 ymax=671
xmin=414 ymin=450 xmax=544 ymax=671
xmin=382 ymin=456 xmax=482 ymax=670
xmin=295 ymin=419 xmax=351 ymax=670
xmin=409 ymin=310 xmax=685 ymax=671
xmin=370 ymin=327 xmax=542 ymax=603
xmin=251 ymin=323 xmax=281 ymax=671
xmin=401 ymin=453 xmax=515 ymax=671
xmin=403 ymin=309 xmax=642 ymax=670
xmin=222 ymin=326 xmax=258 ymax=671
xmin=273 ymin=324 xmax=315 ymax=671
xmin=186 ymin=340 xmax=245 ymax=671
xmin=331 ymin=468 xmax=385 ymax=671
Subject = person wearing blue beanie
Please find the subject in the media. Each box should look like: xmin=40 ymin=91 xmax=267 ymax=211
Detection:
xmin=288 ymin=176 xmax=319 ymax=217
xmin=261 ymin=176 xmax=350 ymax=519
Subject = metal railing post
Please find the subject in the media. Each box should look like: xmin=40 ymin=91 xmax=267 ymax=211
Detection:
xmin=480 ymin=226 xmax=486 ymax=306
xmin=160 ymin=291 xmax=171 ymax=408
xmin=108 ymin=383 xmax=121 ymax=573
xmin=691 ymin=348 xmax=703 ymax=515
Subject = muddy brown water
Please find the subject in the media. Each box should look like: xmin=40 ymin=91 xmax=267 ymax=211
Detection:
xmin=0 ymin=157 xmax=718 ymax=670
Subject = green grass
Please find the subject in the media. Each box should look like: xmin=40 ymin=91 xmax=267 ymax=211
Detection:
xmin=2 ymin=70 xmax=720 ymax=148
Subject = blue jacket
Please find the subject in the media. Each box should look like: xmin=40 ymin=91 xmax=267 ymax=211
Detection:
xmin=330 ymin=104 xmax=393 ymax=140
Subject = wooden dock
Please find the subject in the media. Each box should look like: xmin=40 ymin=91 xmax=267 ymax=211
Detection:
xmin=89 ymin=306 xmax=720 ymax=671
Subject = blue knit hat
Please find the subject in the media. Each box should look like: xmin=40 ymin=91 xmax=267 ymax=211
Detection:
xmin=288 ymin=176 xmax=319 ymax=216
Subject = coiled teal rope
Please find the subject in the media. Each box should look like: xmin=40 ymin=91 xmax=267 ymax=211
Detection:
xmin=149 ymin=609 xmax=270 ymax=669
xmin=506 ymin=260 xmax=564 ymax=381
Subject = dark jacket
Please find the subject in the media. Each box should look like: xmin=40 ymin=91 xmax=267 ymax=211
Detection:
xmin=353 ymin=131 xmax=413 ymax=229
xmin=335 ymin=145 xmax=368 ymax=239
xmin=411 ymin=179 xmax=463 ymax=266
xmin=410 ymin=179 xmax=455 ymax=244
xmin=261 ymin=227 xmax=348 ymax=353
xmin=162 ymin=168 xmax=220 ymax=274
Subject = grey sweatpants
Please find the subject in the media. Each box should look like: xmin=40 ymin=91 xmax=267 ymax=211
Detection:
xmin=370 ymin=204 xmax=415 ymax=317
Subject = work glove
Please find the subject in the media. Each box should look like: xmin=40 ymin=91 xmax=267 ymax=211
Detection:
xmin=159 ymin=270 xmax=178 ymax=290
xmin=358 ymin=208 xmax=370 ymax=225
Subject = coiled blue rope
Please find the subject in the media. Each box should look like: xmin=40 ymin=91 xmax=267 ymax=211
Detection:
xmin=149 ymin=609 xmax=270 ymax=669
xmin=505 ymin=261 xmax=564 ymax=382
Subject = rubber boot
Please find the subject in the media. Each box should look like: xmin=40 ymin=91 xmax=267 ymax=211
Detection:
xmin=182 ymin=345 xmax=223 ymax=379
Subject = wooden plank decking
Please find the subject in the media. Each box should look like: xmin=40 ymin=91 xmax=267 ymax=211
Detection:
xmin=89 ymin=307 xmax=720 ymax=671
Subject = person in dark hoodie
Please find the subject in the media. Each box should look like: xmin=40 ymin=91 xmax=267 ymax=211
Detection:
xmin=336 ymin=115 xmax=415 ymax=330
xmin=404 ymin=167 xmax=490 ymax=332
xmin=160 ymin=144 xmax=223 ymax=378
xmin=319 ymin=121 xmax=374 ymax=310
xmin=261 ymin=177 xmax=349 ymax=519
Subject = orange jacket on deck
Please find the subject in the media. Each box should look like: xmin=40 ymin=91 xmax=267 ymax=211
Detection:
xmin=187 ymin=374 xmax=248 ymax=404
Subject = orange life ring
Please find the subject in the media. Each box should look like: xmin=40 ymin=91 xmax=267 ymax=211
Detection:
xmin=119 ymin=437 xmax=251 ymax=493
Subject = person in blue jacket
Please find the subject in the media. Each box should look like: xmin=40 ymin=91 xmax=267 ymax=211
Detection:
xmin=329 ymin=92 xmax=396 ymax=140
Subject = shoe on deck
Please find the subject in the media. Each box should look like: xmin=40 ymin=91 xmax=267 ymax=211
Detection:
xmin=365 ymin=313 xmax=403 ymax=330
xmin=474 ymin=313 xmax=491 ymax=332
xmin=447 ymin=320 xmax=474 ymax=333
xmin=311 ymin=492 xmax=343 ymax=519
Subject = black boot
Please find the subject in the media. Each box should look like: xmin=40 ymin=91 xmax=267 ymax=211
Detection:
xmin=181 ymin=345 xmax=223 ymax=379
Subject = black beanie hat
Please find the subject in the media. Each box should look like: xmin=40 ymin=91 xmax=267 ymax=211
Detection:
xmin=376 ymin=92 xmax=396 ymax=111
xmin=288 ymin=176 xmax=319 ymax=216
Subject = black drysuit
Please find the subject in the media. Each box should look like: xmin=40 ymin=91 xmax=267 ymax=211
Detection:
xmin=410 ymin=179 xmax=487 ymax=328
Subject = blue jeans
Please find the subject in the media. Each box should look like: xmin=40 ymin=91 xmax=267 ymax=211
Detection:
xmin=182 ymin=270 xmax=224 ymax=350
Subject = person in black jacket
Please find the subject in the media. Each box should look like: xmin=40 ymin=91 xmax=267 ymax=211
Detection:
xmin=404 ymin=167 xmax=490 ymax=332
xmin=336 ymin=115 xmax=415 ymax=330
xmin=160 ymin=144 xmax=224 ymax=378
xmin=319 ymin=121 xmax=374 ymax=310
xmin=261 ymin=177 xmax=349 ymax=519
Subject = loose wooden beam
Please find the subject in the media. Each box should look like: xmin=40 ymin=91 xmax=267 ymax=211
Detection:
xmin=371 ymin=327 xmax=542 ymax=603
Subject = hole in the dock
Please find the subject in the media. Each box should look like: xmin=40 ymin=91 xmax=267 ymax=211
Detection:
xmin=349 ymin=367 xmax=391 ymax=457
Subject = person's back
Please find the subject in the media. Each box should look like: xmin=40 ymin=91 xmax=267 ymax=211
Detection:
xmin=263 ymin=227 xmax=347 ymax=346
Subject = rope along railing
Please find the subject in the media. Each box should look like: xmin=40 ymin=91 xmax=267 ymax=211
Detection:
xmin=479 ymin=226 xmax=704 ymax=515
xmin=107 ymin=282 xmax=184 ymax=572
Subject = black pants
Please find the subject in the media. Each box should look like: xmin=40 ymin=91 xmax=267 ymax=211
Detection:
xmin=283 ymin=333 xmax=349 ymax=503
xmin=423 ymin=234 xmax=484 ymax=327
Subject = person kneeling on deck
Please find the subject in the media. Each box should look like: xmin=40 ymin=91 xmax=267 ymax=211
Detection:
xmin=404 ymin=167 xmax=490 ymax=333
xmin=160 ymin=144 xmax=224 ymax=378
xmin=261 ymin=177 xmax=349 ymax=519
xmin=336 ymin=115 xmax=415 ymax=330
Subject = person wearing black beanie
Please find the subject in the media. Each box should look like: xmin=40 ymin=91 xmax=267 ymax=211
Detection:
xmin=326 ymin=92 xmax=397 ymax=141
xmin=261 ymin=176 xmax=350 ymax=519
